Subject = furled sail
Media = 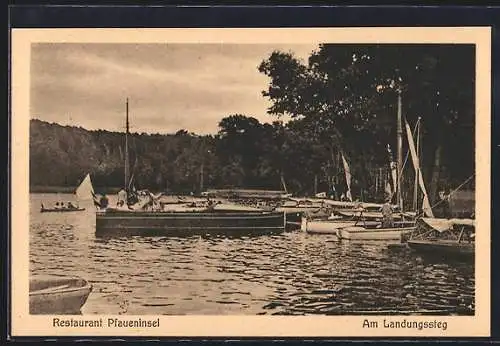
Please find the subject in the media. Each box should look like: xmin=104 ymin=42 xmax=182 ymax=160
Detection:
xmin=341 ymin=152 xmax=353 ymax=202
xmin=387 ymin=144 xmax=398 ymax=198
xmin=75 ymin=173 xmax=95 ymax=201
xmin=385 ymin=172 xmax=393 ymax=198
xmin=405 ymin=119 xmax=434 ymax=217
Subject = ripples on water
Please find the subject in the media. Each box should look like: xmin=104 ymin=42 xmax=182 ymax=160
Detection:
xmin=30 ymin=193 xmax=475 ymax=315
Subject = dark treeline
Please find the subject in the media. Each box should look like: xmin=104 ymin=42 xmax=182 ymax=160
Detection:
xmin=30 ymin=44 xmax=475 ymax=204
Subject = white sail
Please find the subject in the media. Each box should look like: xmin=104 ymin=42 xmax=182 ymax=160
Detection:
xmin=75 ymin=173 xmax=95 ymax=201
xmin=405 ymin=119 xmax=434 ymax=217
xmin=341 ymin=152 xmax=353 ymax=201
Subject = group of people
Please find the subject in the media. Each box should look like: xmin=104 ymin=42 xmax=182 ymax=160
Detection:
xmin=54 ymin=201 xmax=78 ymax=210
xmin=95 ymin=188 xmax=161 ymax=211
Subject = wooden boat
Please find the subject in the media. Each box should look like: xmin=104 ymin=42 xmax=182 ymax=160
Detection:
xmin=407 ymin=240 xmax=474 ymax=256
xmin=335 ymin=210 xmax=407 ymax=221
xmin=406 ymin=218 xmax=475 ymax=259
xmin=96 ymin=209 xmax=286 ymax=237
xmin=29 ymin=275 xmax=92 ymax=314
xmin=302 ymin=218 xmax=380 ymax=235
xmin=39 ymin=173 xmax=94 ymax=213
xmin=337 ymin=221 xmax=415 ymax=240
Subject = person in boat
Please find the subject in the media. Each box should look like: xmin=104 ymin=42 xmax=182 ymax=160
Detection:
xmin=381 ymin=198 xmax=394 ymax=228
xmin=439 ymin=189 xmax=452 ymax=219
xmin=67 ymin=201 xmax=76 ymax=210
xmin=99 ymin=194 xmax=109 ymax=210
xmin=117 ymin=188 xmax=127 ymax=207
xmin=127 ymin=189 xmax=139 ymax=206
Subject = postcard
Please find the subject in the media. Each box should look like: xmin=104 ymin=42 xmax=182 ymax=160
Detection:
xmin=10 ymin=26 xmax=491 ymax=337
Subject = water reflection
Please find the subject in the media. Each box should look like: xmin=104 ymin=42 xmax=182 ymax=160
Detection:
xmin=30 ymin=193 xmax=475 ymax=315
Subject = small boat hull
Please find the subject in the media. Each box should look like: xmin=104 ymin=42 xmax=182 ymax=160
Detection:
xmin=275 ymin=207 xmax=323 ymax=223
xmin=338 ymin=226 xmax=415 ymax=240
xmin=302 ymin=218 xmax=379 ymax=235
xmin=30 ymin=275 xmax=92 ymax=314
xmin=407 ymin=240 xmax=474 ymax=258
xmin=96 ymin=210 xmax=286 ymax=237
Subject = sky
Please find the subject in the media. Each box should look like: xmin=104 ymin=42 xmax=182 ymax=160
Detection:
xmin=30 ymin=43 xmax=319 ymax=135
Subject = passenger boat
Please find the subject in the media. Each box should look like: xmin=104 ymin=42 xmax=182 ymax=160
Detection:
xmin=337 ymin=221 xmax=416 ymax=240
xmin=275 ymin=198 xmax=327 ymax=223
xmin=29 ymin=275 xmax=92 ymax=314
xmin=94 ymin=99 xmax=286 ymax=237
xmin=95 ymin=209 xmax=286 ymax=237
xmin=406 ymin=218 xmax=475 ymax=259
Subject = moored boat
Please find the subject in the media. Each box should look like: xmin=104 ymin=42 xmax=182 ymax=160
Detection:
xmin=95 ymin=209 xmax=286 ymax=237
xmin=337 ymin=221 xmax=415 ymax=240
xmin=335 ymin=210 xmax=406 ymax=221
xmin=94 ymin=100 xmax=290 ymax=237
xmin=406 ymin=218 xmax=475 ymax=259
xmin=29 ymin=275 xmax=92 ymax=314
xmin=301 ymin=217 xmax=380 ymax=235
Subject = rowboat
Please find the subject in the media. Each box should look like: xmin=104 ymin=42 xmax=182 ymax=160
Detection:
xmin=406 ymin=218 xmax=475 ymax=259
xmin=95 ymin=209 xmax=286 ymax=237
xmin=301 ymin=216 xmax=380 ymax=235
xmin=30 ymin=275 xmax=92 ymax=314
xmin=337 ymin=221 xmax=415 ymax=240
xmin=39 ymin=173 xmax=94 ymax=213
xmin=40 ymin=204 xmax=85 ymax=213
xmin=407 ymin=240 xmax=474 ymax=256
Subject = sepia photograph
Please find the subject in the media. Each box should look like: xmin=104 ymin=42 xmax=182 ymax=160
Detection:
xmin=10 ymin=27 xmax=490 ymax=337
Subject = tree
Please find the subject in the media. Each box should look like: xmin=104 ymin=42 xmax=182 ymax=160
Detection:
xmin=259 ymin=44 xmax=475 ymax=202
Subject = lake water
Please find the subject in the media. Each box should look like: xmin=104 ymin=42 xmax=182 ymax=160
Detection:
xmin=30 ymin=193 xmax=475 ymax=315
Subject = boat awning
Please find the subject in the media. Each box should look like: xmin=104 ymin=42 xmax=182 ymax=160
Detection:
xmin=419 ymin=217 xmax=475 ymax=232
xmin=419 ymin=218 xmax=452 ymax=232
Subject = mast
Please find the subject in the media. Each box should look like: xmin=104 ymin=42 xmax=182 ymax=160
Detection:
xmin=396 ymin=89 xmax=403 ymax=211
xmin=413 ymin=118 xmax=420 ymax=212
xmin=124 ymin=98 xmax=130 ymax=192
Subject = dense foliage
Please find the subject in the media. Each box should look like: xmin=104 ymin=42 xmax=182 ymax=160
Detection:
xmin=30 ymin=44 xmax=475 ymax=203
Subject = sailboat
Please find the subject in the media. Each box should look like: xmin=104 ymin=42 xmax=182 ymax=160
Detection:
xmin=39 ymin=173 xmax=94 ymax=213
xmin=301 ymin=152 xmax=404 ymax=235
xmin=337 ymin=92 xmax=432 ymax=241
xmin=95 ymin=99 xmax=286 ymax=237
